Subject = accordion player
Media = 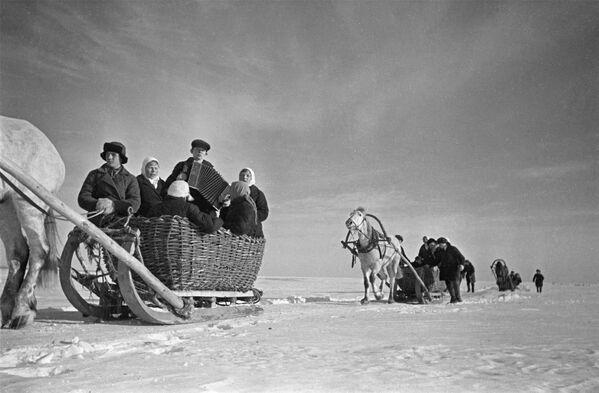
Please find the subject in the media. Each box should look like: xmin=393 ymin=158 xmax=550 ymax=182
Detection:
xmin=186 ymin=161 xmax=229 ymax=212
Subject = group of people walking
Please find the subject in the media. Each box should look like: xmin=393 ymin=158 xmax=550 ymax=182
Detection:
xmin=397 ymin=236 xmax=470 ymax=304
xmin=77 ymin=139 xmax=269 ymax=237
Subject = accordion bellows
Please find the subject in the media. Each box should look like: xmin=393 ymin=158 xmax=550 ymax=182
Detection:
xmin=187 ymin=162 xmax=229 ymax=208
xmin=129 ymin=216 xmax=265 ymax=292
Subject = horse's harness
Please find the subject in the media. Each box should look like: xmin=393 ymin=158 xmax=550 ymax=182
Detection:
xmin=0 ymin=169 xmax=105 ymax=221
xmin=0 ymin=169 xmax=53 ymax=216
xmin=341 ymin=213 xmax=389 ymax=268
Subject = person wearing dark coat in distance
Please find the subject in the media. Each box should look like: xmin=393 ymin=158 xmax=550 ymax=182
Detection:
xmin=78 ymin=141 xmax=140 ymax=226
xmin=220 ymin=181 xmax=259 ymax=237
xmin=461 ymin=260 xmax=476 ymax=292
xmin=163 ymin=139 xmax=217 ymax=214
xmin=436 ymin=237 xmax=465 ymax=303
xmin=147 ymin=180 xmax=223 ymax=234
xmin=238 ymin=168 xmax=269 ymax=238
xmin=136 ymin=156 xmax=165 ymax=216
xmin=413 ymin=237 xmax=438 ymax=302
xmin=532 ymin=269 xmax=545 ymax=293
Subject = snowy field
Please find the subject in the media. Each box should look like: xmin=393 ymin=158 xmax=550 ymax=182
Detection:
xmin=1 ymin=271 xmax=598 ymax=393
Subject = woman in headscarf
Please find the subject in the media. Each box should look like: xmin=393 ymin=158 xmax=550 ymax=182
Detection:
xmin=136 ymin=156 xmax=165 ymax=216
xmin=220 ymin=181 xmax=259 ymax=237
xmin=238 ymin=168 xmax=269 ymax=237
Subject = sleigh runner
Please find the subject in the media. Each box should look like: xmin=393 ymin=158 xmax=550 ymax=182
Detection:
xmin=62 ymin=217 xmax=265 ymax=324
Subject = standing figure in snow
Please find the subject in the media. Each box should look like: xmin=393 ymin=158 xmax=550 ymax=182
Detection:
xmin=436 ymin=237 xmax=465 ymax=303
xmin=462 ymin=260 xmax=476 ymax=293
xmin=532 ymin=269 xmax=544 ymax=293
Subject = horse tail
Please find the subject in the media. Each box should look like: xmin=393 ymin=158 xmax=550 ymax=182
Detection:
xmin=38 ymin=210 xmax=61 ymax=287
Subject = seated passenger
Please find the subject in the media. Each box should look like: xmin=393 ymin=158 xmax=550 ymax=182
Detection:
xmin=78 ymin=141 xmax=140 ymax=226
xmin=137 ymin=156 xmax=165 ymax=216
xmin=163 ymin=138 xmax=218 ymax=214
xmin=147 ymin=180 xmax=223 ymax=234
xmin=238 ymin=168 xmax=269 ymax=238
xmin=220 ymin=181 xmax=259 ymax=237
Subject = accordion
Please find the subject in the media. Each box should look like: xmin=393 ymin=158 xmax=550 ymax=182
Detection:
xmin=187 ymin=162 xmax=229 ymax=209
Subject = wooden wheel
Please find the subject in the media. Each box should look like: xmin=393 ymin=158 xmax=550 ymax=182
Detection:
xmin=60 ymin=233 xmax=129 ymax=319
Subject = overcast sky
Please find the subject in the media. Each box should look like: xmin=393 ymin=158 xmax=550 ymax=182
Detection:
xmin=1 ymin=0 xmax=597 ymax=282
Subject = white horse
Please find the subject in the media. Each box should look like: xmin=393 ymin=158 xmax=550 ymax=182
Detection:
xmin=0 ymin=116 xmax=65 ymax=329
xmin=345 ymin=208 xmax=404 ymax=304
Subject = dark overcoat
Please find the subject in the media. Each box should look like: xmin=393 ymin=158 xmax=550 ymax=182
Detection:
xmin=146 ymin=196 xmax=223 ymax=234
xmin=220 ymin=198 xmax=259 ymax=237
xmin=78 ymin=164 xmax=141 ymax=219
xmin=163 ymin=158 xmax=215 ymax=213
xmin=437 ymin=243 xmax=466 ymax=281
xmin=136 ymin=175 xmax=165 ymax=216
xmin=250 ymin=184 xmax=269 ymax=238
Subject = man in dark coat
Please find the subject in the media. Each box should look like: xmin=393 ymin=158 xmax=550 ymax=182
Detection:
xmin=532 ymin=269 xmax=545 ymax=293
xmin=461 ymin=260 xmax=476 ymax=292
xmin=78 ymin=141 xmax=140 ymax=226
xmin=137 ymin=156 xmax=165 ymax=216
xmin=147 ymin=180 xmax=223 ymax=233
xmin=436 ymin=237 xmax=465 ymax=303
xmin=412 ymin=237 xmax=439 ymax=302
xmin=163 ymin=139 xmax=217 ymax=214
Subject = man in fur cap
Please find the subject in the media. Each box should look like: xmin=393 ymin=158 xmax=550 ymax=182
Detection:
xmin=78 ymin=141 xmax=140 ymax=225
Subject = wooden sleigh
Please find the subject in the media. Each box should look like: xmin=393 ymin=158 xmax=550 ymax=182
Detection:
xmin=0 ymin=157 xmax=265 ymax=325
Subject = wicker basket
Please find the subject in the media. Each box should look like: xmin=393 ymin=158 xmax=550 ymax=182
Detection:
xmin=128 ymin=216 xmax=265 ymax=292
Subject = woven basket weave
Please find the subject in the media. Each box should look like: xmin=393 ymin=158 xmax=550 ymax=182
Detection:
xmin=128 ymin=216 xmax=265 ymax=292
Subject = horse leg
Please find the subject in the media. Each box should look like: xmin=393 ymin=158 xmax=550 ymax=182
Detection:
xmin=361 ymin=270 xmax=370 ymax=304
xmin=0 ymin=201 xmax=29 ymax=328
xmin=370 ymin=271 xmax=382 ymax=301
xmin=7 ymin=203 xmax=49 ymax=329
xmin=386 ymin=258 xmax=398 ymax=304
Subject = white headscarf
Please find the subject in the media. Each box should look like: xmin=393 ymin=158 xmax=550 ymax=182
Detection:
xmin=141 ymin=156 xmax=160 ymax=188
xmin=241 ymin=167 xmax=256 ymax=186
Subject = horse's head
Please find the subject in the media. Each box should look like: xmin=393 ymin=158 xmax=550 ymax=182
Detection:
xmin=346 ymin=207 xmax=367 ymax=231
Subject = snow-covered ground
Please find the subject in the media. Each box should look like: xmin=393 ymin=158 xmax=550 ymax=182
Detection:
xmin=1 ymin=273 xmax=598 ymax=393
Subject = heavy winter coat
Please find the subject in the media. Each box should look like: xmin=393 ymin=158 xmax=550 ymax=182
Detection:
xmin=163 ymin=157 xmax=215 ymax=213
xmin=136 ymin=174 xmax=165 ymax=216
xmin=78 ymin=164 xmax=141 ymax=219
xmin=221 ymin=198 xmax=259 ymax=237
xmin=532 ymin=273 xmax=544 ymax=285
xmin=146 ymin=196 xmax=223 ymax=234
xmin=249 ymin=184 xmax=268 ymax=237
xmin=437 ymin=243 xmax=465 ymax=281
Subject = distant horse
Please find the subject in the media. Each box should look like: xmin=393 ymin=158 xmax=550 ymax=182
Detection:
xmin=345 ymin=208 xmax=403 ymax=304
xmin=0 ymin=116 xmax=65 ymax=329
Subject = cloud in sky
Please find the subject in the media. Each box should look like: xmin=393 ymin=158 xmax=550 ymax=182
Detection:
xmin=1 ymin=0 xmax=598 ymax=282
